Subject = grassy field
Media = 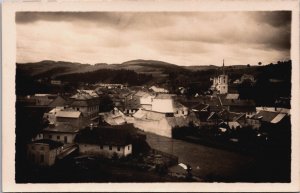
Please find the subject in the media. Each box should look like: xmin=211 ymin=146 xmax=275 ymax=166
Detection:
xmin=146 ymin=132 xmax=290 ymax=182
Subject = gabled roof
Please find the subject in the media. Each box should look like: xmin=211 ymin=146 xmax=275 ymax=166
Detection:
xmin=56 ymin=110 xmax=82 ymax=118
xmin=80 ymin=90 xmax=99 ymax=98
xmin=165 ymin=112 xmax=200 ymax=127
xmin=48 ymin=96 xmax=68 ymax=107
xmin=102 ymin=109 xmax=126 ymax=125
xmin=133 ymin=109 xmax=146 ymax=119
xmin=252 ymin=110 xmax=287 ymax=123
xmin=75 ymin=124 xmax=137 ymax=146
xmin=30 ymin=139 xmax=63 ymax=150
xmin=134 ymin=91 xmax=150 ymax=97
xmin=44 ymin=123 xmax=79 ymax=133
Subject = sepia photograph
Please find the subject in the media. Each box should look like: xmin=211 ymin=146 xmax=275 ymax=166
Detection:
xmin=2 ymin=0 xmax=300 ymax=192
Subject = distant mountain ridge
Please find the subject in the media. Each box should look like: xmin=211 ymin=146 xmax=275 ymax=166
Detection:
xmin=17 ymin=59 xmax=221 ymax=78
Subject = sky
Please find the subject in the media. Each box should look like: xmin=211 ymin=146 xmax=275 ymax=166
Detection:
xmin=16 ymin=11 xmax=291 ymax=66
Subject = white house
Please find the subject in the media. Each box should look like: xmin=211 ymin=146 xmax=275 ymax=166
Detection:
xmin=151 ymin=94 xmax=174 ymax=114
xmin=43 ymin=123 xmax=80 ymax=144
xmin=75 ymin=126 xmax=135 ymax=158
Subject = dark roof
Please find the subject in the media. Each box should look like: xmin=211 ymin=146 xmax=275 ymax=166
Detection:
xmin=252 ymin=110 xmax=286 ymax=123
xmin=30 ymin=139 xmax=63 ymax=149
xmin=125 ymin=98 xmax=140 ymax=110
xmin=219 ymin=98 xmax=256 ymax=112
xmin=221 ymin=98 xmax=255 ymax=107
xmin=48 ymin=96 xmax=68 ymax=107
xmin=218 ymin=110 xmax=245 ymax=121
xmin=70 ymin=98 xmax=99 ymax=107
xmin=75 ymin=124 xmax=137 ymax=146
xmin=230 ymin=105 xmax=256 ymax=113
xmin=43 ymin=123 xmax=80 ymax=133
xmin=192 ymin=103 xmax=209 ymax=111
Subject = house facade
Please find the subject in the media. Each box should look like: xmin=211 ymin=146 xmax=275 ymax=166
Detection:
xmin=27 ymin=139 xmax=64 ymax=166
xmin=75 ymin=126 xmax=134 ymax=158
xmin=43 ymin=123 xmax=79 ymax=144
xmin=56 ymin=110 xmax=83 ymax=128
xmin=70 ymin=91 xmax=100 ymax=119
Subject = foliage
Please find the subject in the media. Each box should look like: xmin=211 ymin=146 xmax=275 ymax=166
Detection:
xmin=57 ymin=69 xmax=153 ymax=86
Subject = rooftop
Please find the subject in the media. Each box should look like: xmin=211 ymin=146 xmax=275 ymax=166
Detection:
xmin=44 ymin=123 xmax=80 ymax=133
xmin=30 ymin=139 xmax=63 ymax=149
xmin=75 ymin=124 xmax=138 ymax=146
xmin=252 ymin=110 xmax=287 ymax=123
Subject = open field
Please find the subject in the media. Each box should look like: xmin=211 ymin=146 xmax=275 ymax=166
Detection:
xmin=146 ymin=132 xmax=290 ymax=182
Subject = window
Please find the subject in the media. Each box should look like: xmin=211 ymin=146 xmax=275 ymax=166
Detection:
xmin=40 ymin=154 xmax=44 ymax=163
xmin=109 ymin=146 xmax=112 ymax=150
xmin=128 ymin=146 xmax=130 ymax=150
xmin=117 ymin=146 xmax=120 ymax=151
xmin=64 ymin=136 xmax=67 ymax=143
xmin=57 ymin=136 xmax=60 ymax=140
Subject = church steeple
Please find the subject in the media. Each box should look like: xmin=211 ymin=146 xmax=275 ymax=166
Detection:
xmin=222 ymin=59 xmax=225 ymax=75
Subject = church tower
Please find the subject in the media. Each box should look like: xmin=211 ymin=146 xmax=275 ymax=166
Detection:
xmin=211 ymin=59 xmax=229 ymax=94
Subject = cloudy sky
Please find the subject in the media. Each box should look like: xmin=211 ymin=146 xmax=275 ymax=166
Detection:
xmin=16 ymin=11 xmax=291 ymax=66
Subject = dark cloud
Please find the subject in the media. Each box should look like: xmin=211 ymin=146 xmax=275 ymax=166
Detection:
xmin=15 ymin=12 xmax=177 ymax=30
xmin=16 ymin=11 xmax=291 ymax=65
xmin=251 ymin=11 xmax=291 ymax=27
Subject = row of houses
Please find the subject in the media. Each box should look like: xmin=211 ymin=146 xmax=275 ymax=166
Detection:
xmin=28 ymin=123 xmax=144 ymax=166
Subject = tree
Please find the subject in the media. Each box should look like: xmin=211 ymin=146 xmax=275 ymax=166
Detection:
xmin=247 ymin=64 xmax=250 ymax=67
xmin=258 ymin=62 xmax=262 ymax=66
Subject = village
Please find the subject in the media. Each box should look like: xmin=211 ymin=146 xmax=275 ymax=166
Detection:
xmin=16 ymin=61 xmax=291 ymax=182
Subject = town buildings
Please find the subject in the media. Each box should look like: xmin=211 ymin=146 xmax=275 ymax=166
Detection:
xmin=69 ymin=90 xmax=100 ymax=119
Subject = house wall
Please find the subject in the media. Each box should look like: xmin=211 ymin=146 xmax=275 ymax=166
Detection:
xmin=27 ymin=143 xmax=63 ymax=166
xmin=124 ymin=144 xmax=132 ymax=156
xmin=152 ymin=98 xmax=174 ymax=113
xmin=43 ymin=132 xmax=77 ymax=144
xmin=174 ymin=107 xmax=188 ymax=117
xmin=140 ymin=95 xmax=154 ymax=105
xmin=145 ymin=110 xmax=166 ymax=120
xmin=72 ymin=105 xmax=99 ymax=118
xmin=133 ymin=118 xmax=172 ymax=138
xmin=56 ymin=117 xmax=82 ymax=127
xmin=141 ymin=104 xmax=152 ymax=110
xmin=78 ymin=143 xmax=132 ymax=158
